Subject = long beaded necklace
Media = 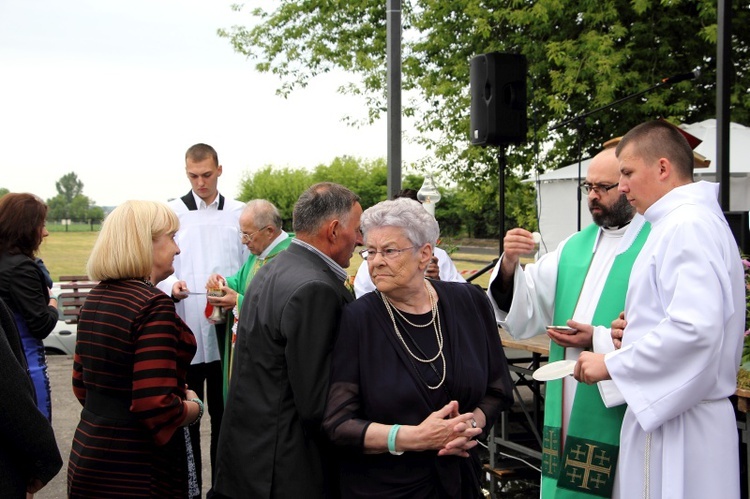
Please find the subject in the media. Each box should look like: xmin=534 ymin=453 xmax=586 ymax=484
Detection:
xmin=380 ymin=281 xmax=446 ymax=390
xmin=390 ymin=291 xmax=436 ymax=328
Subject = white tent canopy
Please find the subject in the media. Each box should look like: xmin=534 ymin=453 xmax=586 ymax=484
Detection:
xmin=532 ymin=119 xmax=750 ymax=252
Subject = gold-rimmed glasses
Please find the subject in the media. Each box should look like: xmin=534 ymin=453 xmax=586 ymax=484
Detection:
xmin=239 ymin=226 xmax=270 ymax=244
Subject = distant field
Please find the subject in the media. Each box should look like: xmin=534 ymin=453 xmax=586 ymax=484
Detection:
xmin=37 ymin=232 xmax=501 ymax=288
xmin=38 ymin=232 xmax=99 ymax=280
xmin=46 ymin=222 xmax=102 ymax=233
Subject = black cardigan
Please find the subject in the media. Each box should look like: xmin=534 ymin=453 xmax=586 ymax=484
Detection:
xmin=0 ymin=252 xmax=58 ymax=339
xmin=0 ymin=297 xmax=62 ymax=497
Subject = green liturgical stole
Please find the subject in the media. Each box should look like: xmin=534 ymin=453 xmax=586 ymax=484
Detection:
xmin=541 ymin=222 xmax=650 ymax=498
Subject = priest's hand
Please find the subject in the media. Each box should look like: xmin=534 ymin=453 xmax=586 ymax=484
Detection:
xmin=500 ymin=228 xmax=536 ymax=282
xmin=208 ymin=286 xmax=238 ymax=308
xmin=547 ymin=320 xmax=592 ymax=348
xmin=611 ymin=312 xmax=627 ymax=349
xmin=574 ymin=351 xmax=610 ymax=384
xmin=206 ymin=273 xmax=225 ymax=289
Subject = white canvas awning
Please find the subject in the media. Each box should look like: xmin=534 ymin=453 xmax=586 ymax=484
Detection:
xmin=531 ymin=119 xmax=750 ymax=252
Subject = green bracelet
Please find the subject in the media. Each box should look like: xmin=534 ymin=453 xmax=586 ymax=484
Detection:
xmin=387 ymin=424 xmax=404 ymax=456
xmin=189 ymin=398 xmax=204 ymax=426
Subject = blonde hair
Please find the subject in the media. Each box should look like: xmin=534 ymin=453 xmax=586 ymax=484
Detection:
xmin=87 ymin=201 xmax=179 ymax=281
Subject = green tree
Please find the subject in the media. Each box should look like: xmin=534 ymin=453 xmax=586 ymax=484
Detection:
xmin=220 ymin=0 xmax=749 ymax=200
xmin=55 ymin=172 xmax=84 ymax=203
xmin=87 ymin=206 xmax=105 ymax=224
xmin=237 ymin=165 xmax=313 ymax=228
xmin=0 ymin=187 xmax=8 ymax=198
xmin=46 ymin=172 xmax=101 ymax=222
xmin=311 ymin=156 xmax=388 ymax=209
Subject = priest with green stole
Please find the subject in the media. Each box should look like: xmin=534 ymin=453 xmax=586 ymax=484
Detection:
xmin=487 ymin=146 xmax=650 ymax=498
xmin=206 ymin=199 xmax=293 ymax=398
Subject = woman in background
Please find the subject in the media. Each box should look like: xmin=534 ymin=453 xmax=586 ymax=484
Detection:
xmin=0 ymin=193 xmax=59 ymax=421
xmin=67 ymin=201 xmax=202 ymax=498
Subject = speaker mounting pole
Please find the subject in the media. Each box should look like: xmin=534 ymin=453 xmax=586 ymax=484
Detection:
xmin=497 ymin=145 xmax=507 ymax=257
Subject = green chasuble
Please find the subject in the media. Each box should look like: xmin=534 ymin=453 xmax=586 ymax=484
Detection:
xmin=541 ymin=221 xmax=650 ymax=498
xmin=221 ymin=233 xmax=294 ymax=399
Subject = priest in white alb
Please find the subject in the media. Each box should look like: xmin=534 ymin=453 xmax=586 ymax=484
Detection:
xmin=488 ymin=146 xmax=650 ymax=498
xmin=575 ymin=120 xmax=744 ymax=499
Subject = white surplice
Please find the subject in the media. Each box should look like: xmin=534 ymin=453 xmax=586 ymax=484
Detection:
xmin=487 ymin=215 xmax=647 ymax=435
xmin=605 ymin=181 xmax=744 ymax=499
xmin=157 ymin=194 xmax=247 ymax=364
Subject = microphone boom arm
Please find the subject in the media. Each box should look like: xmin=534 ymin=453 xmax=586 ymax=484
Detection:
xmin=549 ymin=80 xmax=669 ymax=131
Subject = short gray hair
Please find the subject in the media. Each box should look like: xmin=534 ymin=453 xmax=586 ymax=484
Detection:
xmin=361 ymin=198 xmax=439 ymax=247
xmin=245 ymin=199 xmax=282 ymax=230
xmin=293 ymin=182 xmax=360 ymax=234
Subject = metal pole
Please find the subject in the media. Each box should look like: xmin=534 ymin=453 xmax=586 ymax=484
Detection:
xmin=498 ymin=146 xmax=507 ymax=257
xmin=386 ymin=0 xmax=402 ymax=199
xmin=717 ymin=0 xmax=731 ymax=210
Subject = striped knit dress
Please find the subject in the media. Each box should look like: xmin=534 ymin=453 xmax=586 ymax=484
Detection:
xmin=68 ymin=279 xmax=197 ymax=498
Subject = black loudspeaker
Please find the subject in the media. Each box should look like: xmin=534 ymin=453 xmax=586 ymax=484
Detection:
xmin=724 ymin=211 xmax=750 ymax=255
xmin=470 ymin=52 xmax=528 ymax=146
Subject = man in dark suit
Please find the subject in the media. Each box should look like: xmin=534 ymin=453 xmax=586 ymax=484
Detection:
xmin=211 ymin=182 xmax=363 ymax=499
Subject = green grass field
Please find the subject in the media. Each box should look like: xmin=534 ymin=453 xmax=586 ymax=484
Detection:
xmin=38 ymin=232 xmax=99 ymax=280
xmin=46 ymin=222 xmax=102 ymax=233
xmin=38 ymin=232 xmax=501 ymax=288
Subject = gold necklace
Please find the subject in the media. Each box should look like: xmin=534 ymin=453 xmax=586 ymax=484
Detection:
xmin=380 ymin=281 xmax=446 ymax=390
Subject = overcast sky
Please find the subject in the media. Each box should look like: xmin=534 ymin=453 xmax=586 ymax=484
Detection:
xmin=0 ymin=0 xmax=420 ymax=206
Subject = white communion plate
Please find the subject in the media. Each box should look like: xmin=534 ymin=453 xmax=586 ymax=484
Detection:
xmin=532 ymin=360 xmax=577 ymax=382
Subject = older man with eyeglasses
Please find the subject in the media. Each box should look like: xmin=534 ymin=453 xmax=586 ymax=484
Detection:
xmin=486 ymin=146 xmax=650 ymax=498
xmin=205 ymin=199 xmax=293 ymax=394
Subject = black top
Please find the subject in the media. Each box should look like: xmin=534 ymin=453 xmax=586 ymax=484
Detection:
xmin=0 ymin=297 xmax=62 ymax=498
xmin=0 ymin=252 xmax=58 ymax=339
xmin=323 ymin=279 xmax=514 ymax=498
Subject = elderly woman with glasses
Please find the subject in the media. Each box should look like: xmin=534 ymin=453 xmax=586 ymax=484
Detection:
xmin=323 ymin=197 xmax=513 ymax=498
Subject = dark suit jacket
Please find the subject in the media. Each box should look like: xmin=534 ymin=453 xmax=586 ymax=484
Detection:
xmin=0 ymin=298 xmax=62 ymax=498
xmin=213 ymin=243 xmax=353 ymax=498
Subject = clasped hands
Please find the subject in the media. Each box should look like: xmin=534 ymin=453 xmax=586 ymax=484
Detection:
xmin=408 ymin=400 xmax=482 ymax=458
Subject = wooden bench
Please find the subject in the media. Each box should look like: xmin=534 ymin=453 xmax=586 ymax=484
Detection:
xmin=58 ymin=275 xmax=98 ymax=324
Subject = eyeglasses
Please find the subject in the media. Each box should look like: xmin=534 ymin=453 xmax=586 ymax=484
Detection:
xmin=239 ymin=226 xmax=270 ymax=243
xmin=580 ymin=182 xmax=619 ymax=195
xmin=359 ymin=247 xmax=415 ymax=261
